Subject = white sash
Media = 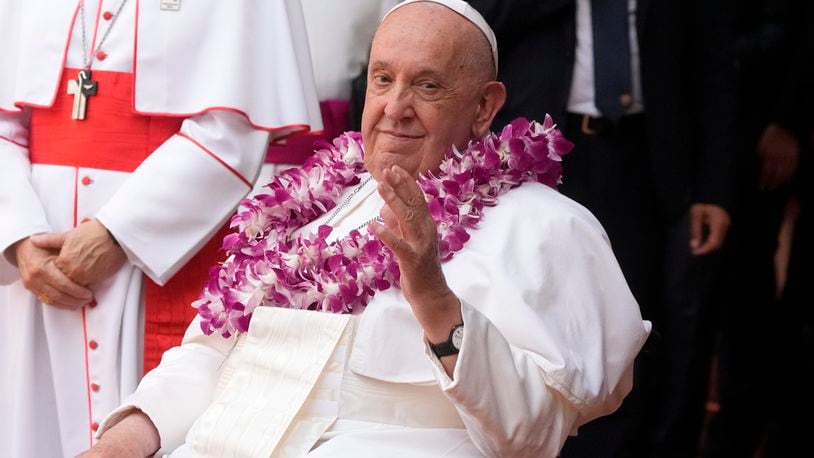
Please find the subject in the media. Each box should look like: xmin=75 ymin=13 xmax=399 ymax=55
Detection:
xmin=179 ymin=307 xmax=351 ymax=457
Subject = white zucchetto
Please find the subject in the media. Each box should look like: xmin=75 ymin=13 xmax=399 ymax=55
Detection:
xmin=383 ymin=0 xmax=499 ymax=75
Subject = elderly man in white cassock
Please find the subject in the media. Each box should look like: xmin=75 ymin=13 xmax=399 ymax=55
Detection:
xmin=82 ymin=1 xmax=650 ymax=457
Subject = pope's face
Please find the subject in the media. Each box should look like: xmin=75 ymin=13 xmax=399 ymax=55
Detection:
xmin=362 ymin=6 xmax=482 ymax=180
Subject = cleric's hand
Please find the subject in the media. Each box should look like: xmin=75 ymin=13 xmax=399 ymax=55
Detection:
xmin=31 ymin=219 xmax=127 ymax=287
xmin=370 ymin=165 xmax=463 ymax=345
xmin=11 ymin=237 xmax=94 ymax=309
xmin=758 ymin=124 xmax=800 ymax=191
xmin=689 ymin=203 xmax=731 ymax=256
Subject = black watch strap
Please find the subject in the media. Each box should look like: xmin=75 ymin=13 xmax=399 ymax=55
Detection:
xmin=429 ymin=323 xmax=464 ymax=358
xmin=430 ymin=340 xmax=459 ymax=358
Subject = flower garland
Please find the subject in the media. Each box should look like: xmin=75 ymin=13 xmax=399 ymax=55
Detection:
xmin=194 ymin=116 xmax=574 ymax=338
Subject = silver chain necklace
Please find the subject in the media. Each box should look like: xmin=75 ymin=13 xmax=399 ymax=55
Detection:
xmin=321 ymin=176 xmax=384 ymax=232
xmin=322 ymin=176 xmax=375 ymax=227
xmin=67 ymin=0 xmax=130 ymax=121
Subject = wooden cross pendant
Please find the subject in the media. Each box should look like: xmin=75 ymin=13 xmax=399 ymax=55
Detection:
xmin=66 ymin=70 xmax=98 ymax=120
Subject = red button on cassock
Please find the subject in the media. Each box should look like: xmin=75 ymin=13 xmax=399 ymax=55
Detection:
xmin=91 ymin=383 xmax=100 ymax=392
xmin=81 ymin=176 xmax=92 ymax=186
xmin=88 ymin=340 xmax=98 ymax=350
xmin=91 ymin=422 xmax=99 ymax=432
xmin=103 ymin=11 xmax=113 ymax=20
xmin=96 ymin=51 xmax=107 ymax=61
xmin=88 ymin=299 xmax=98 ymax=308
xmin=81 ymin=217 xmax=91 ymax=224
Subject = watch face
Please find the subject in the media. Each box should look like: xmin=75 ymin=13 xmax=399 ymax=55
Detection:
xmin=451 ymin=325 xmax=464 ymax=350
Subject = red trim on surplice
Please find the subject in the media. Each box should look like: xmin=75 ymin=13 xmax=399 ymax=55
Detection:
xmin=29 ymin=68 xmax=224 ymax=375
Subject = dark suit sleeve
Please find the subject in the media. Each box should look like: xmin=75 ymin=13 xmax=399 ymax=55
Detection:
xmin=467 ymin=0 xmax=572 ymax=32
xmin=771 ymin=0 xmax=814 ymax=136
xmin=689 ymin=0 xmax=738 ymax=208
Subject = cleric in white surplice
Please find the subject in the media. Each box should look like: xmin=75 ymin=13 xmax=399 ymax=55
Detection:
xmin=0 ymin=1 xmax=321 ymax=457
xmin=82 ymin=1 xmax=650 ymax=457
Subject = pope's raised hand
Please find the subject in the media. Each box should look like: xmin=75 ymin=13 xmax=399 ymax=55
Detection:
xmin=370 ymin=165 xmax=462 ymax=346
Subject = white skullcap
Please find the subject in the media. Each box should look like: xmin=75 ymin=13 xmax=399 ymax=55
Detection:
xmin=383 ymin=0 xmax=499 ymax=76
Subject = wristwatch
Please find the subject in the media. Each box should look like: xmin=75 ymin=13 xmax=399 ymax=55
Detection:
xmin=429 ymin=323 xmax=464 ymax=358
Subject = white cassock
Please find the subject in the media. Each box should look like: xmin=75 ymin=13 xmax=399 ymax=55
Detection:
xmin=0 ymin=1 xmax=321 ymax=457
xmin=100 ymin=175 xmax=652 ymax=458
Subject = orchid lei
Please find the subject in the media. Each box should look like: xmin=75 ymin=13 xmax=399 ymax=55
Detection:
xmin=194 ymin=116 xmax=574 ymax=338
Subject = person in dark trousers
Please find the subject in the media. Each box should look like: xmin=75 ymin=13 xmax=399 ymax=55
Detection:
xmin=704 ymin=1 xmax=814 ymax=456
xmin=467 ymin=0 xmax=737 ymax=456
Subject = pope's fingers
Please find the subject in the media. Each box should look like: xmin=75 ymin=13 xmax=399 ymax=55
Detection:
xmin=379 ymin=170 xmax=430 ymax=241
xmin=370 ymin=220 xmax=411 ymax=258
xmin=385 ymin=166 xmax=427 ymax=212
xmin=377 ymin=181 xmax=418 ymax=233
xmin=379 ymin=204 xmax=399 ymax=231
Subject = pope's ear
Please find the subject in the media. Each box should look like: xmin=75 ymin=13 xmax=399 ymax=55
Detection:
xmin=472 ymin=81 xmax=507 ymax=138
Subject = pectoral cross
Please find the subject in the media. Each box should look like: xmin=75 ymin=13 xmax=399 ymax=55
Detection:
xmin=66 ymin=70 xmax=98 ymax=121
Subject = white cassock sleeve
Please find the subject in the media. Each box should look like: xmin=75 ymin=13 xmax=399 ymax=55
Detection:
xmin=98 ymin=317 xmax=235 ymax=454
xmin=96 ymin=111 xmax=269 ymax=285
xmin=423 ymin=184 xmax=650 ymax=458
xmin=423 ymin=304 xmax=580 ymax=458
xmin=0 ymin=109 xmax=52 ymax=284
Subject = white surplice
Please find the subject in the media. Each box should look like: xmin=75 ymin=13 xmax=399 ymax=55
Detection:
xmin=100 ymin=175 xmax=651 ymax=458
xmin=0 ymin=1 xmax=321 ymax=456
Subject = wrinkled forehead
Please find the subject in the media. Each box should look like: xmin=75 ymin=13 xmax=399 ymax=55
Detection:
xmin=382 ymin=0 xmax=498 ymax=74
xmin=371 ymin=4 xmax=470 ymax=73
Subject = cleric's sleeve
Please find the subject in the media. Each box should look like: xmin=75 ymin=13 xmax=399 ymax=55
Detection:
xmin=97 ymin=317 xmax=236 ymax=454
xmin=133 ymin=0 xmax=322 ymax=133
xmin=0 ymin=109 xmax=52 ymax=284
xmin=95 ymin=111 xmax=268 ymax=284
xmin=424 ymin=185 xmax=650 ymax=457
xmin=688 ymin=0 xmax=737 ymax=209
